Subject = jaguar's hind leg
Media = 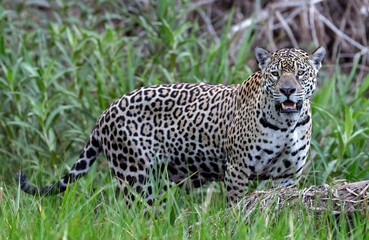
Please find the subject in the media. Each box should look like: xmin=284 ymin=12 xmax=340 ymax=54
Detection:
xmin=115 ymin=170 xmax=176 ymax=214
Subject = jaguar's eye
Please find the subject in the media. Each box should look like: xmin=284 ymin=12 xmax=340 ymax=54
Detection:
xmin=297 ymin=71 xmax=305 ymax=76
xmin=271 ymin=71 xmax=279 ymax=77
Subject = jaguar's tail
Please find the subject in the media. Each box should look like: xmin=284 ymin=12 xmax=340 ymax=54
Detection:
xmin=16 ymin=128 xmax=102 ymax=196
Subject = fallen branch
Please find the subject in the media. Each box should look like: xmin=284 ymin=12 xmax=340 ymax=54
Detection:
xmin=314 ymin=8 xmax=369 ymax=54
xmin=229 ymin=0 xmax=324 ymax=37
xmin=236 ymin=180 xmax=369 ymax=220
xmin=275 ymin=10 xmax=298 ymax=48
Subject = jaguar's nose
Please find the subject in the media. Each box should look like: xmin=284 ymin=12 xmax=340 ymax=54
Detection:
xmin=280 ymin=87 xmax=296 ymax=98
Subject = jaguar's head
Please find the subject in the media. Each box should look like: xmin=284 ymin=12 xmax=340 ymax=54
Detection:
xmin=255 ymin=47 xmax=326 ymax=114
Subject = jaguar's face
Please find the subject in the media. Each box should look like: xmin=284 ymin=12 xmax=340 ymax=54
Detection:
xmin=255 ymin=47 xmax=326 ymax=114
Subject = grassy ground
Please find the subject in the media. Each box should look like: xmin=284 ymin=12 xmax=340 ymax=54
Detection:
xmin=1 ymin=0 xmax=369 ymax=239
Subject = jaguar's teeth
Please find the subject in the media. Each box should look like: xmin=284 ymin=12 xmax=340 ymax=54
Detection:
xmin=292 ymin=103 xmax=296 ymax=109
xmin=282 ymin=103 xmax=286 ymax=110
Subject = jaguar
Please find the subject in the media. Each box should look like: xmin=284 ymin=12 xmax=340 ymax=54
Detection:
xmin=17 ymin=46 xmax=326 ymax=205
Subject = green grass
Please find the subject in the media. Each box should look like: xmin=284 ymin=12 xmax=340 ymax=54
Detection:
xmin=1 ymin=0 xmax=369 ymax=239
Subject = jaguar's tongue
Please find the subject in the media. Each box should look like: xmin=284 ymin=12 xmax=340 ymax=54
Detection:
xmin=281 ymin=100 xmax=296 ymax=110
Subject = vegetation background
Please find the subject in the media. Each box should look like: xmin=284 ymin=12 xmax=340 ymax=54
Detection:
xmin=1 ymin=0 xmax=369 ymax=239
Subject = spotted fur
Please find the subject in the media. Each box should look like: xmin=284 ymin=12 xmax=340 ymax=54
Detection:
xmin=17 ymin=47 xmax=326 ymax=205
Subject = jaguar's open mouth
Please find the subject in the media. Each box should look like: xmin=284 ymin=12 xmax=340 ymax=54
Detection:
xmin=276 ymin=100 xmax=303 ymax=113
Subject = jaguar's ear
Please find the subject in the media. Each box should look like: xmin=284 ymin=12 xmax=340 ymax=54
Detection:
xmin=310 ymin=46 xmax=326 ymax=71
xmin=254 ymin=47 xmax=271 ymax=72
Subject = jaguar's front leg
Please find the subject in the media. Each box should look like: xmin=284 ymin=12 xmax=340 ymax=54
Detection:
xmin=224 ymin=163 xmax=249 ymax=205
xmin=269 ymin=163 xmax=304 ymax=188
xmin=270 ymin=177 xmax=296 ymax=188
